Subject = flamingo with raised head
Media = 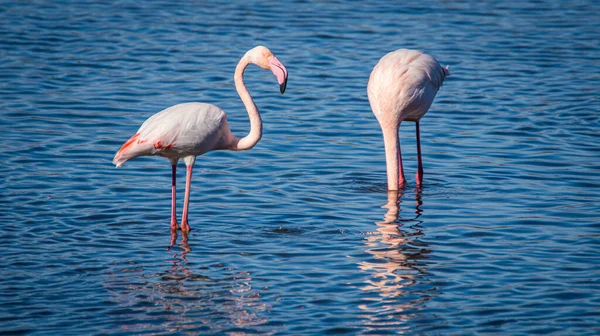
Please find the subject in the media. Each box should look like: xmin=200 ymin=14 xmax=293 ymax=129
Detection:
xmin=367 ymin=49 xmax=449 ymax=190
xmin=113 ymin=46 xmax=288 ymax=232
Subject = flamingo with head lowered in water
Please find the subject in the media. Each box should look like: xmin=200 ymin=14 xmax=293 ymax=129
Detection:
xmin=367 ymin=49 xmax=449 ymax=191
xmin=113 ymin=46 xmax=288 ymax=232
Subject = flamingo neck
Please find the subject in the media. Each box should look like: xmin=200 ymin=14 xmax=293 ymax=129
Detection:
xmin=382 ymin=125 xmax=403 ymax=191
xmin=231 ymin=56 xmax=262 ymax=151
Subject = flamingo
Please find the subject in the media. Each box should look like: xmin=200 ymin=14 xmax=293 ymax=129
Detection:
xmin=113 ymin=46 xmax=288 ymax=232
xmin=367 ymin=49 xmax=449 ymax=190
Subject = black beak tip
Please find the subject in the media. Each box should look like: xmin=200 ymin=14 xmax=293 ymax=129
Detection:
xmin=280 ymin=79 xmax=287 ymax=94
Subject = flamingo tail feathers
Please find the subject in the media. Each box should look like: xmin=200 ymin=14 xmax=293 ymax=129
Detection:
xmin=443 ymin=65 xmax=451 ymax=77
xmin=113 ymin=133 xmax=148 ymax=167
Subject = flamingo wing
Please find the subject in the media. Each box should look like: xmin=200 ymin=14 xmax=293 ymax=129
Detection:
xmin=113 ymin=102 xmax=228 ymax=167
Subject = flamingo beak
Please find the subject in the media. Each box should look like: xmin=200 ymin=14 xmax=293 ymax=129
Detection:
xmin=268 ymin=56 xmax=288 ymax=94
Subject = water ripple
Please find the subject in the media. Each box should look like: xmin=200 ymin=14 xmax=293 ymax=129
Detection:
xmin=1 ymin=0 xmax=600 ymax=335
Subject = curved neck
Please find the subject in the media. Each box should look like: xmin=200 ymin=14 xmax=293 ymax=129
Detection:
xmin=382 ymin=125 xmax=404 ymax=191
xmin=231 ymin=56 xmax=262 ymax=151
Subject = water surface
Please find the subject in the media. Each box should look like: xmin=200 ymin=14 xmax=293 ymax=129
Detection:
xmin=1 ymin=0 xmax=599 ymax=334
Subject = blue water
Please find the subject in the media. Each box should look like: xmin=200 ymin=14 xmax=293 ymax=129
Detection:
xmin=1 ymin=0 xmax=599 ymax=334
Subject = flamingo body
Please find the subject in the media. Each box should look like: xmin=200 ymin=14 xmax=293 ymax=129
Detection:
xmin=367 ymin=49 xmax=449 ymax=190
xmin=113 ymin=46 xmax=288 ymax=232
xmin=114 ymin=102 xmax=231 ymax=167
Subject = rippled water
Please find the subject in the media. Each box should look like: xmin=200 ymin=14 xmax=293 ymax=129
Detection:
xmin=2 ymin=0 xmax=599 ymax=334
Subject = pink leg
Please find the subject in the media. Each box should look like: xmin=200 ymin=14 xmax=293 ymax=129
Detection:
xmin=415 ymin=121 xmax=424 ymax=186
xmin=180 ymin=165 xmax=193 ymax=232
xmin=397 ymin=135 xmax=406 ymax=187
xmin=170 ymin=164 xmax=178 ymax=231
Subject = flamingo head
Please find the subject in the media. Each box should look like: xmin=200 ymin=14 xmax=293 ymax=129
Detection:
xmin=247 ymin=46 xmax=288 ymax=94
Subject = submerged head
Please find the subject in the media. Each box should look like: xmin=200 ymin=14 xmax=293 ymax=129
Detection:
xmin=246 ymin=46 xmax=288 ymax=94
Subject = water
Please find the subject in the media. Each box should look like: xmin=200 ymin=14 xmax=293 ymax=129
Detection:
xmin=1 ymin=0 xmax=599 ymax=334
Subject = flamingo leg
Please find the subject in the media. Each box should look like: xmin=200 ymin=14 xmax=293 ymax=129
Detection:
xmin=170 ymin=164 xmax=178 ymax=231
xmin=397 ymin=134 xmax=406 ymax=187
xmin=415 ymin=121 xmax=424 ymax=186
xmin=180 ymin=164 xmax=193 ymax=232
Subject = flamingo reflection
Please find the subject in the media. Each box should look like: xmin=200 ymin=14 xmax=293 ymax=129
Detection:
xmin=104 ymin=229 xmax=269 ymax=334
xmin=168 ymin=229 xmax=191 ymax=262
xmin=358 ymin=188 xmax=432 ymax=328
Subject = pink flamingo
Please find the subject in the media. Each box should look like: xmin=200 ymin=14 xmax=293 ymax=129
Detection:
xmin=113 ymin=46 xmax=288 ymax=232
xmin=367 ymin=49 xmax=449 ymax=190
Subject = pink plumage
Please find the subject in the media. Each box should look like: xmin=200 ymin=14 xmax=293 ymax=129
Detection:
xmin=113 ymin=46 xmax=288 ymax=232
xmin=367 ymin=49 xmax=449 ymax=190
xmin=113 ymin=103 xmax=230 ymax=168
